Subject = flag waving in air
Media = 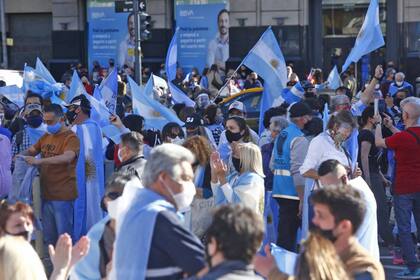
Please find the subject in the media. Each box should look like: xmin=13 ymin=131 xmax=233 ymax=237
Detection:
xmin=98 ymin=68 xmax=118 ymax=114
xmin=341 ymin=0 xmax=384 ymax=72
xmin=326 ymin=66 xmax=342 ymax=90
xmin=241 ymin=26 xmax=287 ymax=134
xmin=165 ymin=29 xmax=196 ymax=107
xmin=129 ymin=76 xmax=184 ymax=130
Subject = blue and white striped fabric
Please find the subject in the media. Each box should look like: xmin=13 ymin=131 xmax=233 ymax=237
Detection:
xmin=282 ymin=82 xmax=304 ymax=104
xmin=129 ymin=76 xmax=184 ymax=130
xmin=165 ymin=29 xmax=196 ymax=107
xmin=0 ymin=85 xmax=25 ymax=108
xmin=242 ymin=26 xmax=287 ymax=134
xmin=342 ymin=0 xmax=384 ymax=72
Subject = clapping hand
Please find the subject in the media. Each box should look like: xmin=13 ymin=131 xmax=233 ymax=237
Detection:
xmin=210 ymin=151 xmax=228 ymax=184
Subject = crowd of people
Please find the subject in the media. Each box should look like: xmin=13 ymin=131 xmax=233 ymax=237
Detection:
xmin=0 ymin=57 xmax=419 ymax=280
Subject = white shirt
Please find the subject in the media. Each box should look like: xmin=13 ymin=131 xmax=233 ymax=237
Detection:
xmin=300 ymin=131 xmax=351 ymax=176
xmin=206 ymin=33 xmax=229 ymax=68
xmin=118 ymin=34 xmax=135 ymax=69
xmin=349 ymin=176 xmax=380 ymax=260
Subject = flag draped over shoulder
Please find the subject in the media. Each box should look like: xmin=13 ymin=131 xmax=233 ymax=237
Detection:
xmin=129 ymin=76 xmax=184 ymax=130
xmin=74 ymin=119 xmax=105 ymax=240
xmin=242 ymin=26 xmax=287 ymax=134
xmin=341 ymin=0 xmax=384 ymax=72
xmin=165 ymin=29 xmax=196 ymax=107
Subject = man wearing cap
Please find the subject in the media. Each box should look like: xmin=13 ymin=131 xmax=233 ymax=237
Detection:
xmin=10 ymin=96 xmax=48 ymax=201
xmin=271 ymin=102 xmax=312 ymax=252
xmin=65 ymin=94 xmax=105 ymax=240
xmin=184 ymin=113 xmax=216 ymax=148
xmin=217 ymin=101 xmax=259 ymax=161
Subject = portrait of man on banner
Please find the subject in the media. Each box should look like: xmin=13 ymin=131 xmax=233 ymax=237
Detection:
xmin=206 ymin=8 xmax=230 ymax=72
xmin=118 ymin=12 xmax=136 ymax=70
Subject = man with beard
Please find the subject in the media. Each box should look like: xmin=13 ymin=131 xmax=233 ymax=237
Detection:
xmin=118 ymin=12 xmax=135 ymax=69
xmin=207 ymin=9 xmax=229 ymax=72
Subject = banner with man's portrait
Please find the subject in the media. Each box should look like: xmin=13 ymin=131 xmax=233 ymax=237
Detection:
xmin=175 ymin=0 xmax=229 ymax=73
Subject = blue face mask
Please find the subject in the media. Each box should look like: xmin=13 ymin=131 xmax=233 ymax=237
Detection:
xmin=47 ymin=122 xmax=62 ymax=134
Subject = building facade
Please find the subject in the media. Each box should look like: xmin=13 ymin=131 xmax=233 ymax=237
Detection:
xmin=0 ymin=0 xmax=419 ymax=83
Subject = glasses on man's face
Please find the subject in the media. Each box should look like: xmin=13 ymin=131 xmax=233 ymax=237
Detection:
xmin=105 ymin=191 xmax=122 ymax=201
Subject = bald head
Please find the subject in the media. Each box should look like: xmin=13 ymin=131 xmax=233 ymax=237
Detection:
xmin=401 ymin=98 xmax=420 ymax=122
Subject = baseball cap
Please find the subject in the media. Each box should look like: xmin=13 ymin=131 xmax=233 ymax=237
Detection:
xmin=289 ymin=102 xmax=312 ymax=118
xmin=185 ymin=114 xmax=203 ymax=129
xmin=65 ymin=94 xmax=91 ymax=110
xmin=25 ymin=104 xmax=43 ymax=115
xmin=228 ymin=101 xmax=245 ymax=113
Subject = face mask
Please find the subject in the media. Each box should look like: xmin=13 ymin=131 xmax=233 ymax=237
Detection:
xmin=117 ymin=147 xmax=124 ymax=162
xmin=162 ymin=178 xmax=196 ymax=211
xmin=65 ymin=110 xmax=77 ymax=124
xmin=396 ymin=81 xmax=403 ymax=87
xmin=8 ymin=230 xmax=33 ymax=242
xmin=232 ymin=157 xmax=241 ymax=173
xmin=312 ymin=226 xmax=337 ymax=243
xmin=26 ymin=115 xmax=43 ymax=128
xmin=170 ymin=136 xmax=184 ymax=145
xmin=215 ymin=115 xmax=224 ymax=125
xmin=47 ymin=122 xmax=62 ymax=134
xmin=226 ymin=130 xmax=242 ymax=143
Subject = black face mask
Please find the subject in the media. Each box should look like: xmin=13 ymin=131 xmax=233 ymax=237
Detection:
xmin=26 ymin=115 xmax=43 ymax=128
xmin=65 ymin=110 xmax=77 ymax=124
xmin=311 ymin=225 xmax=337 ymax=243
xmin=232 ymin=157 xmax=241 ymax=172
xmin=226 ymin=130 xmax=242 ymax=143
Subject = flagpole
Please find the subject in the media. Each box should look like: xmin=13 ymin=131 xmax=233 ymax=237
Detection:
xmin=211 ymin=26 xmax=273 ymax=102
xmin=354 ymin=62 xmax=358 ymax=90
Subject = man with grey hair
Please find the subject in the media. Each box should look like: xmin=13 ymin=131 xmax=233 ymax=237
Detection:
xmin=113 ymin=144 xmax=206 ymax=280
xmin=330 ymin=94 xmax=351 ymax=113
xmin=116 ymin=131 xmax=146 ymax=181
xmin=389 ymin=72 xmax=414 ymax=97
xmin=374 ymin=97 xmax=420 ymax=278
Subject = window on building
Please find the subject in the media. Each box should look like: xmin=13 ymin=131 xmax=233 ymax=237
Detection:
xmin=322 ymin=0 xmax=386 ymax=38
xmin=407 ymin=22 xmax=420 ymax=54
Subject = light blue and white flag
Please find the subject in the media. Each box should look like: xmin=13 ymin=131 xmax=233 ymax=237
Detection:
xmin=282 ymin=82 xmax=304 ymax=104
xmin=271 ymin=243 xmax=298 ymax=275
xmin=74 ymin=119 xmax=105 ymax=241
xmin=129 ymin=76 xmax=184 ymax=130
xmin=22 ymin=65 xmax=63 ymax=99
xmin=0 ymin=85 xmax=25 ymax=108
xmin=98 ymin=68 xmax=118 ymax=114
xmin=241 ymin=26 xmax=287 ymax=134
xmin=165 ymin=29 xmax=196 ymax=107
xmin=68 ymin=71 xmax=111 ymax=127
xmin=326 ymin=66 xmax=342 ymax=90
xmin=35 ymin=57 xmax=56 ymax=85
xmin=66 ymin=71 xmax=86 ymax=103
xmin=341 ymin=0 xmax=384 ymax=72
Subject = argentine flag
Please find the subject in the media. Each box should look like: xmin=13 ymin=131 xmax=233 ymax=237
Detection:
xmin=282 ymin=82 xmax=305 ymax=104
xmin=242 ymin=26 xmax=287 ymax=134
xmin=35 ymin=57 xmax=56 ymax=85
xmin=98 ymin=68 xmax=118 ymax=114
xmin=129 ymin=76 xmax=184 ymax=130
xmin=342 ymin=0 xmax=384 ymax=72
xmin=326 ymin=66 xmax=342 ymax=90
xmin=0 ymin=85 xmax=25 ymax=108
xmin=165 ymin=29 xmax=196 ymax=107
xmin=23 ymin=65 xmax=63 ymax=99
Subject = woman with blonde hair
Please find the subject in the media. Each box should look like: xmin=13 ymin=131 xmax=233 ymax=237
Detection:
xmin=210 ymin=142 xmax=265 ymax=216
xmin=295 ymin=233 xmax=350 ymax=280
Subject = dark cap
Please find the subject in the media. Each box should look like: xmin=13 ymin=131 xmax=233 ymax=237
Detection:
xmin=289 ymin=101 xmax=312 ymax=118
xmin=65 ymin=94 xmax=91 ymax=110
xmin=185 ymin=114 xmax=203 ymax=129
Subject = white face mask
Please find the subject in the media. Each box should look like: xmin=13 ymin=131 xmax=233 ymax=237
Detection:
xmin=118 ymin=147 xmax=124 ymax=162
xmin=162 ymin=178 xmax=196 ymax=211
xmin=170 ymin=136 xmax=184 ymax=145
xmin=396 ymin=81 xmax=403 ymax=87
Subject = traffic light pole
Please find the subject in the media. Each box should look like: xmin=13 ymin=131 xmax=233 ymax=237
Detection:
xmin=133 ymin=0 xmax=142 ymax=85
